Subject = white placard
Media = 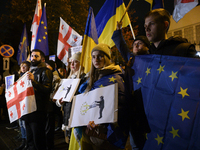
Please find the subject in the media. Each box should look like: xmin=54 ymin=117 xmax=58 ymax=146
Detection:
xmin=68 ymin=83 xmax=118 ymax=128
xmin=53 ymin=79 xmax=80 ymax=102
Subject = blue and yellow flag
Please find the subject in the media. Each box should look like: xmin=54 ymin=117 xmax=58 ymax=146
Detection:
xmin=34 ymin=4 xmax=49 ymax=56
xmin=17 ymin=24 xmax=29 ymax=65
xmin=95 ymin=0 xmax=131 ymax=48
xmin=132 ymin=54 xmax=200 ymax=149
xmin=80 ymin=7 xmax=98 ymax=73
xmin=146 ymin=0 xmax=164 ymax=10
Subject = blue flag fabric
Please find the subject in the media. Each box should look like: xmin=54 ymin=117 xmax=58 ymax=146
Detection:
xmin=152 ymin=0 xmax=164 ymax=9
xmin=132 ymin=54 xmax=200 ymax=149
xmin=34 ymin=5 xmax=49 ymax=56
xmin=17 ymin=24 xmax=29 ymax=65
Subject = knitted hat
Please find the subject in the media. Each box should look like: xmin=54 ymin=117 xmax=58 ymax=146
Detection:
xmin=134 ymin=36 xmax=150 ymax=48
xmin=91 ymin=43 xmax=111 ymax=59
xmin=46 ymin=60 xmax=55 ymax=71
xmin=69 ymin=52 xmax=82 ymax=62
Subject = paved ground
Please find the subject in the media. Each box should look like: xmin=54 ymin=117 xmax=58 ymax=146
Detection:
xmin=0 ymin=119 xmax=69 ymax=150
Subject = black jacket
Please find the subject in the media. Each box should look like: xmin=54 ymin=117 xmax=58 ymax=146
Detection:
xmin=30 ymin=62 xmax=53 ymax=112
xmin=149 ymin=36 xmax=197 ymax=57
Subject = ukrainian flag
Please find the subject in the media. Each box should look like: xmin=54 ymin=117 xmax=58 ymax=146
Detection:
xmin=95 ymin=0 xmax=131 ymax=48
xmin=80 ymin=7 xmax=98 ymax=73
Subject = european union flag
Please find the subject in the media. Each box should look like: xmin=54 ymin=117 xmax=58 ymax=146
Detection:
xmin=34 ymin=4 xmax=49 ymax=56
xmin=17 ymin=24 xmax=29 ymax=65
xmin=132 ymin=54 xmax=200 ymax=149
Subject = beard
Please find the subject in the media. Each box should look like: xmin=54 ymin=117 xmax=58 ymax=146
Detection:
xmin=31 ymin=60 xmax=41 ymax=66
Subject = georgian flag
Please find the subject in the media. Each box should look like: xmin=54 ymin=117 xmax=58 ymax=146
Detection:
xmin=57 ymin=17 xmax=82 ymax=66
xmin=173 ymin=0 xmax=198 ymax=22
xmin=30 ymin=0 xmax=42 ymax=51
xmin=5 ymin=72 xmax=36 ymax=123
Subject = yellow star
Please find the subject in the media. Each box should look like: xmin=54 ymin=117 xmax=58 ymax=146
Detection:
xmin=109 ymin=76 xmax=116 ymax=82
xmin=145 ymin=68 xmax=151 ymax=76
xmin=41 ymin=21 xmax=44 ymax=24
xmin=44 ymin=26 xmax=47 ymax=29
xmin=136 ymin=77 xmax=142 ymax=85
xmin=178 ymin=108 xmax=190 ymax=121
xmin=169 ymin=71 xmax=178 ymax=81
xmin=45 ymin=32 xmax=47 ymax=35
xmin=99 ymin=84 xmax=104 ymax=88
xmin=38 ymin=39 xmax=41 ymax=42
xmin=157 ymin=65 xmax=165 ymax=74
xmin=169 ymin=126 xmax=180 ymax=138
xmin=43 ymin=36 xmax=46 ymax=40
xmin=178 ymin=87 xmax=189 ymax=99
xmin=155 ymin=134 xmax=164 ymax=145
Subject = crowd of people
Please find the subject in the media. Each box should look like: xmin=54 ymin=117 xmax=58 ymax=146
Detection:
xmin=0 ymin=8 xmax=199 ymax=150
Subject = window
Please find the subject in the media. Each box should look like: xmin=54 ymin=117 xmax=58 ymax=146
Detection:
xmin=184 ymin=27 xmax=194 ymax=44
xmin=196 ymin=25 xmax=200 ymax=45
xmin=174 ymin=30 xmax=182 ymax=37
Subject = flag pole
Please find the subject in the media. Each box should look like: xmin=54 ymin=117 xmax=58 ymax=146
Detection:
xmin=119 ymin=0 xmax=133 ymax=23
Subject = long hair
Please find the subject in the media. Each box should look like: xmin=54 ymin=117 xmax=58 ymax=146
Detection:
xmin=67 ymin=61 xmax=84 ymax=79
xmin=85 ymin=53 xmax=111 ymax=93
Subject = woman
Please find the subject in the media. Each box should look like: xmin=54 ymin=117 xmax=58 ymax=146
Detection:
xmin=56 ymin=52 xmax=85 ymax=143
xmin=69 ymin=44 xmax=129 ymax=150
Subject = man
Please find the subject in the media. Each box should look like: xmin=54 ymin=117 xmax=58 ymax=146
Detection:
xmin=144 ymin=8 xmax=197 ymax=57
xmin=25 ymin=49 xmax=53 ymax=150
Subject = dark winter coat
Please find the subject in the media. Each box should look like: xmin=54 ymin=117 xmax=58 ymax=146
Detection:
xmin=30 ymin=62 xmax=53 ymax=112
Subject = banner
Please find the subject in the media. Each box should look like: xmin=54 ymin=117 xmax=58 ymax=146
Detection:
xmin=68 ymin=83 xmax=118 ymax=128
xmin=5 ymin=72 xmax=36 ymax=123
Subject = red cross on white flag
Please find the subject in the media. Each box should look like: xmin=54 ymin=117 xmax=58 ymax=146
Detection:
xmin=5 ymin=72 xmax=36 ymax=123
xmin=30 ymin=0 xmax=42 ymax=51
xmin=57 ymin=17 xmax=82 ymax=65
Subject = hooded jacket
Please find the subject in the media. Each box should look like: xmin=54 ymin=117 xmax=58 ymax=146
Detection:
xmin=149 ymin=36 xmax=197 ymax=57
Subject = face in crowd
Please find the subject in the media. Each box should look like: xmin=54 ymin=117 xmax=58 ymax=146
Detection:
xmin=31 ymin=51 xmax=42 ymax=66
xmin=92 ymin=50 xmax=105 ymax=69
xmin=132 ymin=40 xmax=149 ymax=55
xmin=20 ymin=63 xmax=29 ymax=73
xmin=70 ymin=59 xmax=80 ymax=72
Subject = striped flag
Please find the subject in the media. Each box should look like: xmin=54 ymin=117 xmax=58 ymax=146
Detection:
xmin=5 ymin=72 xmax=36 ymax=123
xmin=57 ymin=17 xmax=82 ymax=66
xmin=95 ymin=0 xmax=131 ymax=48
xmin=80 ymin=7 xmax=98 ymax=73
xmin=30 ymin=0 xmax=42 ymax=51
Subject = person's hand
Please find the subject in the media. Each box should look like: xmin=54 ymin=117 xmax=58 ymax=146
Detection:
xmin=116 ymin=21 xmax=122 ymax=30
xmin=59 ymin=97 xmax=64 ymax=105
xmin=127 ymin=57 xmax=133 ymax=67
xmin=87 ymin=121 xmax=98 ymax=130
xmin=52 ymin=99 xmax=57 ymax=102
xmin=27 ymin=72 xmax=34 ymax=81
